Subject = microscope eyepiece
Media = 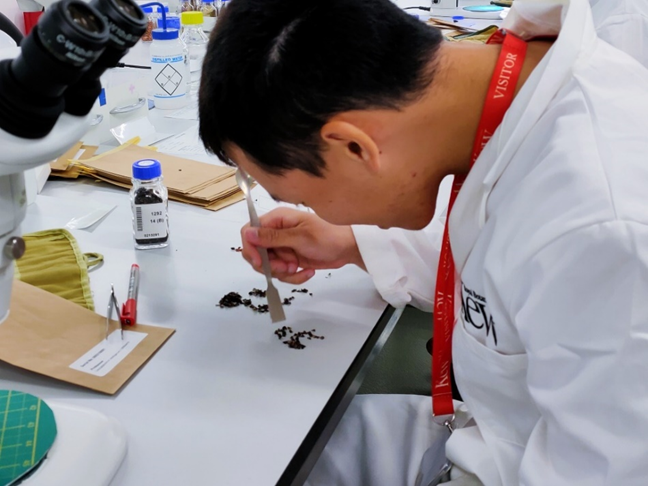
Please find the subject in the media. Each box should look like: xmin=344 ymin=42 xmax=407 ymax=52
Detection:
xmin=69 ymin=4 xmax=105 ymax=33
xmin=91 ymin=0 xmax=147 ymax=50
xmin=0 ymin=0 xmax=147 ymax=138
xmin=37 ymin=0 xmax=109 ymax=68
xmin=61 ymin=0 xmax=147 ymax=116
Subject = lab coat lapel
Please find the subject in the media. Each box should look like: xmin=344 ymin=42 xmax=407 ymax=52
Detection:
xmin=449 ymin=0 xmax=598 ymax=274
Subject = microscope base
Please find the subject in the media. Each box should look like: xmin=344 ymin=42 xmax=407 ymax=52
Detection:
xmin=23 ymin=401 xmax=127 ymax=486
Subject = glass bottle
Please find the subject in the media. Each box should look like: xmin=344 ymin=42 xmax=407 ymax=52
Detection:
xmin=130 ymin=159 xmax=169 ymax=250
xmin=201 ymin=0 xmax=216 ymax=31
xmin=180 ymin=11 xmax=208 ymax=96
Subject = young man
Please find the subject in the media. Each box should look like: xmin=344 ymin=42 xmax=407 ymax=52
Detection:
xmin=199 ymin=0 xmax=648 ymax=484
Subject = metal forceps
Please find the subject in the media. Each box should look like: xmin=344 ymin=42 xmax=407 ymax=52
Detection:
xmin=106 ymin=284 xmax=124 ymax=341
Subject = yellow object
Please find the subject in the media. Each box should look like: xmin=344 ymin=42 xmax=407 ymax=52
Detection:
xmin=14 ymin=229 xmax=103 ymax=311
xmin=447 ymin=25 xmax=500 ymax=43
xmin=181 ymin=11 xmax=204 ymax=25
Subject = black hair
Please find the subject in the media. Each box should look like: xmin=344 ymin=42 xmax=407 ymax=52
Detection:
xmin=198 ymin=0 xmax=444 ymax=176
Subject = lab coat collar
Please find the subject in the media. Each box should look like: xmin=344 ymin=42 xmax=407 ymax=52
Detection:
xmin=483 ymin=0 xmax=598 ymax=208
xmin=450 ymin=0 xmax=598 ymax=274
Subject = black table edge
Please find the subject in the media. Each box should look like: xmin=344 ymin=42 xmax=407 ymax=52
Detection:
xmin=277 ymin=304 xmax=404 ymax=486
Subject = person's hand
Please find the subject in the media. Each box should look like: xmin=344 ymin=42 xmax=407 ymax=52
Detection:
xmin=240 ymin=208 xmax=365 ymax=284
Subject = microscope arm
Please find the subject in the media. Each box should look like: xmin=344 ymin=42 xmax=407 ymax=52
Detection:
xmin=0 ymin=46 xmax=91 ymax=177
xmin=0 ymin=112 xmax=91 ymax=177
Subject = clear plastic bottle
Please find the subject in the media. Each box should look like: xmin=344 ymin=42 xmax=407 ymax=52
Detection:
xmin=150 ymin=26 xmax=189 ymax=109
xmin=180 ymin=11 xmax=208 ymax=96
xmin=131 ymin=159 xmax=169 ymax=250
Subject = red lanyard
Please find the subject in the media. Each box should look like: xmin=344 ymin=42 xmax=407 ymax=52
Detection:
xmin=432 ymin=32 xmax=528 ymax=419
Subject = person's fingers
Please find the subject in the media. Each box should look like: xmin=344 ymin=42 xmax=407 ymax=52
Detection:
xmin=276 ymin=268 xmax=316 ymax=285
xmin=240 ymin=228 xmax=262 ymax=268
xmin=243 ymin=226 xmax=306 ymax=250
xmin=270 ymin=247 xmax=299 ymax=269
xmin=243 ymin=248 xmax=298 ymax=276
xmin=268 ymin=258 xmax=291 ymax=275
xmin=258 ymin=207 xmax=310 ymax=229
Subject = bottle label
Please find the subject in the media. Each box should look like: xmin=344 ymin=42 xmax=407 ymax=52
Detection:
xmin=151 ymin=55 xmax=187 ymax=98
xmin=134 ymin=203 xmax=168 ymax=240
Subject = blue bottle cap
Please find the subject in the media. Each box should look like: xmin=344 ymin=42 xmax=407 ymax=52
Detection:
xmin=151 ymin=28 xmax=180 ymax=40
xmin=133 ymin=159 xmax=162 ymax=180
xmin=165 ymin=16 xmax=180 ymax=30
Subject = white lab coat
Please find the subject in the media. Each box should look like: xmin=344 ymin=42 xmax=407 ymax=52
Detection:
xmin=313 ymin=0 xmax=648 ymax=485
xmin=353 ymin=0 xmax=648 ymax=312
xmin=590 ymin=0 xmax=648 ymax=68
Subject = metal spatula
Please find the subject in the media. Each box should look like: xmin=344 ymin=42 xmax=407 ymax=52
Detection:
xmin=235 ymin=168 xmax=286 ymax=323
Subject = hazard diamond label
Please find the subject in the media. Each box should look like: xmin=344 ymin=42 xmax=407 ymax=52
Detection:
xmin=155 ymin=64 xmax=184 ymax=95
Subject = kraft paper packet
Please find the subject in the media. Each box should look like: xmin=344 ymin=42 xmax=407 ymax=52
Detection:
xmin=50 ymin=142 xmax=97 ymax=176
xmin=75 ymin=140 xmax=234 ymax=194
xmin=0 ymin=280 xmax=175 ymax=395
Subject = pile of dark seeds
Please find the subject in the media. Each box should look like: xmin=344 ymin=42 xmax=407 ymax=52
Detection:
xmin=249 ymin=288 xmax=266 ymax=298
xmin=218 ymin=289 xmax=308 ymax=313
xmin=219 ymin=289 xmax=325 ymax=349
xmin=291 ymin=288 xmax=312 ymax=296
xmin=219 ymin=292 xmax=245 ymax=308
xmin=274 ymin=327 xmax=325 ymax=350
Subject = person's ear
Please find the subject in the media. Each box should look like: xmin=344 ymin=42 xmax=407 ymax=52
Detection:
xmin=320 ymin=121 xmax=381 ymax=173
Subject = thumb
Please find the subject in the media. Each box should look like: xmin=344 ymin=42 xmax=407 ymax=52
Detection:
xmin=243 ymin=226 xmax=301 ymax=249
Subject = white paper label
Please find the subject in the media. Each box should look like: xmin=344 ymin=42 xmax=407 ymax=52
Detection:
xmin=134 ymin=203 xmax=168 ymax=240
xmin=70 ymin=330 xmax=147 ymax=377
xmin=151 ymin=57 xmax=187 ymax=98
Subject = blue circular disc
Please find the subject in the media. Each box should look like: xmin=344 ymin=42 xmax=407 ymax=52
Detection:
xmin=0 ymin=391 xmax=57 ymax=486
xmin=463 ymin=5 xmax=505 ymax=12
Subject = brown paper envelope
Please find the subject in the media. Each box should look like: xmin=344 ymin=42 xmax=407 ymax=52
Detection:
xmin=51 ymin=143 xmax=98 ymax=171
xmin=80 ymin=144 xmax=233 ymax=194
xmin=205 ymin=191 xmax=246 ymax=211
xmin=87 ymin=173 xmax=242 ymax=209
xmin=50 ymin=166 xmax=82 ymax=179
xmin=0 ymin=281 xmax=175 ymax=395
xmin=187 ymin=175 xmax=240 ymax=201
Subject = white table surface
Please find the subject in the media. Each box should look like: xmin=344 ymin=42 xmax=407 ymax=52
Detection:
xmin=0 ymin=166 xmax=390 ymax=485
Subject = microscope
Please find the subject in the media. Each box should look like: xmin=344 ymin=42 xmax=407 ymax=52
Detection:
xmin=0 ymin=3 xmax=150 ymax=484
xmin=0 ymin=0 xmax=147 ymax=323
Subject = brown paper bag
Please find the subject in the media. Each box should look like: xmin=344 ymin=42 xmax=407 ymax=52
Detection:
xmin=78 ymin=143 xmax=234 ymax=194
xmin=0 ymin=280 xmax=175 ymax=395
xmin=51 ymin=142 xmax=97 ymax=171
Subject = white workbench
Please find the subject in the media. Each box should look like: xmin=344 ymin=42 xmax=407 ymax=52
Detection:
xmin=0 ymin=170 xmax=396 ymax=485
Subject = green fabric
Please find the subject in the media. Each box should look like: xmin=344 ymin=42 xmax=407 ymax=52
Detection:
xmin=14 ymin=229 xmax=102 ymax=311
